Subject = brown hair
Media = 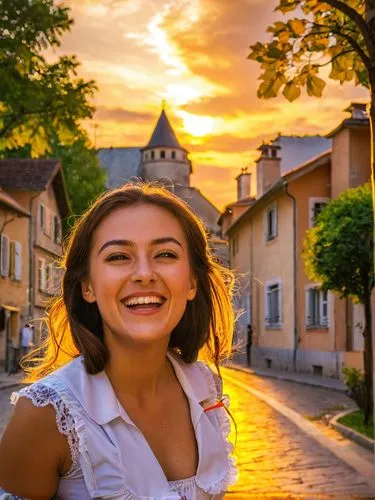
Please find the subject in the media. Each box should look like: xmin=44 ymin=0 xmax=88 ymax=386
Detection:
xmin=24 ymin=183 xmax=234 ymax=382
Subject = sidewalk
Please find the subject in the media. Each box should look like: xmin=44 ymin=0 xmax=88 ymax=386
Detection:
xmin=227 ymin=362 xmax=347 ymax=392
xmin=0 ymin=371 xmax=24 ymax=391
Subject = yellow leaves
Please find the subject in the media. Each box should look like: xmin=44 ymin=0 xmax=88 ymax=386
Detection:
xmin=306 ymin=75 xmax=326 ymax=96
xmin=288 ymin=18 xmax=306 ymax=36
xmin=276 ymin=0 xmax=300 ymax=14
xmin=282 ymin=81 xmax=301 ymax=101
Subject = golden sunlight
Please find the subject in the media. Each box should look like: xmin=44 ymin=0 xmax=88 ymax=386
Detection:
xmin=177 ymin=110 xmax=216 ymax=137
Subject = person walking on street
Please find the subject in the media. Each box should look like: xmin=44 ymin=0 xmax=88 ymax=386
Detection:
xmin=246 ymin=323 xmax=253 ymax=366
xmin=20 ymin=323 xmax=33 ymax=358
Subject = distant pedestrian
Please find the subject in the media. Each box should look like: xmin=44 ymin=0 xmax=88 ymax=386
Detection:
xmin=246 ymin=323 xmax=253 ymax=366
xmin=20 ymin=323 xmax=33 ymax=358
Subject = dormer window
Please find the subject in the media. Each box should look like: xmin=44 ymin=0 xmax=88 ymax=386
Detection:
xmin=271 ymin=148 xmax=277 ymax=158
xmin=151 ymin=151 xmax=155 ymax=160
xmin=171 ymin=151 xmax=176 ymax=159
xmin=160 ymin=150 xmax=165 ymax=159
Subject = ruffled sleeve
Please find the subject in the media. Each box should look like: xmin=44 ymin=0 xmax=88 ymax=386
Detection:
xmin=11 ymin=381 xmax=81 ymax=478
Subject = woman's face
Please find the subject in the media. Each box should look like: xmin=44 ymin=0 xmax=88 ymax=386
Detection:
xmin=82 ymin=203 xmax=197 ymax=347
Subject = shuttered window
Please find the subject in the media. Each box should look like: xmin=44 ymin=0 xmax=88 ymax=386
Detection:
xmin=0 ymin=234 xmax=10 ymax=277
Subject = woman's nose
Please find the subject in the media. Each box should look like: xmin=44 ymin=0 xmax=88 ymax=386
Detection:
xmin=130 ymin=257 xmax=156 ymax=283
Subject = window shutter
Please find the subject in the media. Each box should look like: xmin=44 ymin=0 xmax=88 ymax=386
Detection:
xmin=278 ymin=281 xmax=282 ymax=324
xmin=9 ymin=241 xmax=15 ymax=280
xmin=0 ymin=234 xmax=10 ymax=277
xmin=14 ymin=242 xmax=22 ymax=281
xmin=305 ymin=289 xmax=311 ymax=327
xmin=38 ymin=258 xmax=46 ymax=291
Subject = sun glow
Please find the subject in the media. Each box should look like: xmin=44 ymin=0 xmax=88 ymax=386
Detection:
xmin=177 ymin=110 xmax=217 ymax=137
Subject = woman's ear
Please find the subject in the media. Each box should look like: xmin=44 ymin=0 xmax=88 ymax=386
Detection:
xmin=81 ymin=280 xmax=96 ymax=303
xmin=187 ymin=276 xmax=197 ymax=301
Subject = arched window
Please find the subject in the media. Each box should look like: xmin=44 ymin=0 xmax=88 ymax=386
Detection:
xmin=151 ymin=151 xmax=155 ymax=160
xmin=171 ymin=151 xmax=176 ymax=159
xmin=160 ymin=150 xmax=165 ymax=159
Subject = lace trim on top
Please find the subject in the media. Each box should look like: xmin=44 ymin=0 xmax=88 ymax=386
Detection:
xmin=11 ymin=384 xmax=80 ymax=478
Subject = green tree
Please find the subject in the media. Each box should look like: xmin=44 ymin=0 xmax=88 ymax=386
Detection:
xmin=0 ymin=0 xmax=97 ymax=156
xmin=53 ymin=133 xmax=107 ymax=222
xmin=303 ymin=184 xmax=373 ymax=424
xmin=248 ymin=0 xmax=375 ymax=265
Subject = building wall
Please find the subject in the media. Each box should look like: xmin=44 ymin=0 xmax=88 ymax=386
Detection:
xmin=288 ymin=162 xmax=334 ymax=352
xmin=8 ymin=187 xmax=63 ymax=333
xmin=331 ymin=127 xmax=350 ymax=199
xmin=229 ymin=220 xmax=251 ymax=363
xmin=251 ymin=194 xmax=294 ymax=352
xmin=0 ymin=205 xmax=29 ymax=367
xmin=349 ymin=128 xmax=371 ymax=188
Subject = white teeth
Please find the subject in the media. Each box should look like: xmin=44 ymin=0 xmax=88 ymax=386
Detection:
xmin=124 ymin=295 xmax=164 ymax=306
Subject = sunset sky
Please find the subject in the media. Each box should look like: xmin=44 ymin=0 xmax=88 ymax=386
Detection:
xmin=56 ymin=0 xmax=368 ymax=209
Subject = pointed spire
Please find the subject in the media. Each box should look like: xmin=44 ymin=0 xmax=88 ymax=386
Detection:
xmin=146 ymin=109 xmax=181 ymax=149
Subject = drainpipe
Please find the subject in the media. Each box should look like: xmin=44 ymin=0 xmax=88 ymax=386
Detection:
xmin=28 ymin=193 xmax=42 ymax=319
xmin=284 ymin=183 xmax=299 ymax=372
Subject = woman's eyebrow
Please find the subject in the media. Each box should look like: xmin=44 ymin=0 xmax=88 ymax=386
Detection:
xmin=98 ymin=237 xmax=183 ymax=255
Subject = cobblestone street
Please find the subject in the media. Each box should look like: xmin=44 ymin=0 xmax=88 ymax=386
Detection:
xmin=0 ymin=370 xmax=374 ymax=498
xmin=223 ymin=368 xmax=374 ymax=498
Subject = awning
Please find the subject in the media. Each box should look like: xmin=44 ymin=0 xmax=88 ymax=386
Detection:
xmin=1 ymin=304 xmax=20 ymax=312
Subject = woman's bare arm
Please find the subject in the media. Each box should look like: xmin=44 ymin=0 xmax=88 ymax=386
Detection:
xmin=0 ymin=397 xmax=71 ymax=499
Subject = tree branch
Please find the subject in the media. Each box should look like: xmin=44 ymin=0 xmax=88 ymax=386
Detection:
xmin=321 ymin=0 xmax=373 ymax=53
xmin=311 ymin=21 xmax=370 ymax=70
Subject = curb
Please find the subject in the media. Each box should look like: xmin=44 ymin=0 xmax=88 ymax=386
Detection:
xmin=0 ymin=380 xmax=23 ymax=392
xmin=330 ymin=410 xmax=374 ymax=452
xmin=226 ymin=363 xmax=346 ymax=393
xmin=223 ymin=371 xmax=375 ymax=493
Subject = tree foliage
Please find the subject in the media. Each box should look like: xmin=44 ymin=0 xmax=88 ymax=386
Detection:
xmin=303 ymin=184 xmax=373 ymax=301
xmin=248 ymin=0 xmax=369 ymax=102
xmin=0 ymin=0 xmax=97 ymax=156
xmin=53 ymin=133 xmax=107 ymax=221
xmin=303 ymin=184 xmax=373 ymax=423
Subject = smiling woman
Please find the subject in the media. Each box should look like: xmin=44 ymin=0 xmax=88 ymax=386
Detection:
xmin=0 ymin=183 xmax=237 ymax=499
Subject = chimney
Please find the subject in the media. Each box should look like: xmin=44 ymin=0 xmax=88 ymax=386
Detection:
xmin=256 ymin=142 xmax=281 ymax=198
xmin=345 ymin=102 xmax=368 ymax=120
xmin=236 ymin=167 xmax=251 ymax=201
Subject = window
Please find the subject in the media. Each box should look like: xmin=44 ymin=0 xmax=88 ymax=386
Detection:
xmin=53 ymin=215 xmax=61 ymax=244
xmin=265 ymin=204 xmax=277 ymax=241
xmin=305 ymin=287 xmax=329 ymax=328
xmin=45 ymin=262 xmax=54 ymax=294
xmin=231 ymin=233 xmax=239 ymax=257
xmin=151 ymin=151 xmax=155 ymax=160
xmin=265 ymin=280 xmax=282 ymax=328
xmin=309 ymin=197 xmax=329 ymax=228
xmin=0 ymin=234 xmax=10 ymax=277
xmin=171 ymin=151 xmax=176 ymax=159
xmin=160 ymin=150 xmax=165 ymax=159
xmin=39 ymin=204 xmax=46 ymax=231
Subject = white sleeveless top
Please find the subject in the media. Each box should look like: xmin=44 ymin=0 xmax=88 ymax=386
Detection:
xmin=11 ymin=351 xmax=237 ymax=499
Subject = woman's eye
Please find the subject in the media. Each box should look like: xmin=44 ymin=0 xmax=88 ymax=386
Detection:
xmin=106 ymin=254 xmax=129 ymax=262
xmin=156 ymin=251 xmax=177 ymax=259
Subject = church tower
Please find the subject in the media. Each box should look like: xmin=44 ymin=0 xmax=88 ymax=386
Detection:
xmin=140 ymin=108 xmax=192 ymax=188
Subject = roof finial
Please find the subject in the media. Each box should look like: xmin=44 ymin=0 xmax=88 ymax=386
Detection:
xmin=162 ymin=99 xmax=166 ymax=111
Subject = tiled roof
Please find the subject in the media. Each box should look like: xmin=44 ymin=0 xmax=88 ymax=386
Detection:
xmin=274 ymin=136 xmax=331 ymax=175
xmin=145 ymin=110 xmax=182 ymax=150
xmin=0 ymin=159 xmax=70 ymax=218
xmin=0 ymin=159 xmax=60 ymax=190
xmin=0 ymin=188 xmax=30 ymax=216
